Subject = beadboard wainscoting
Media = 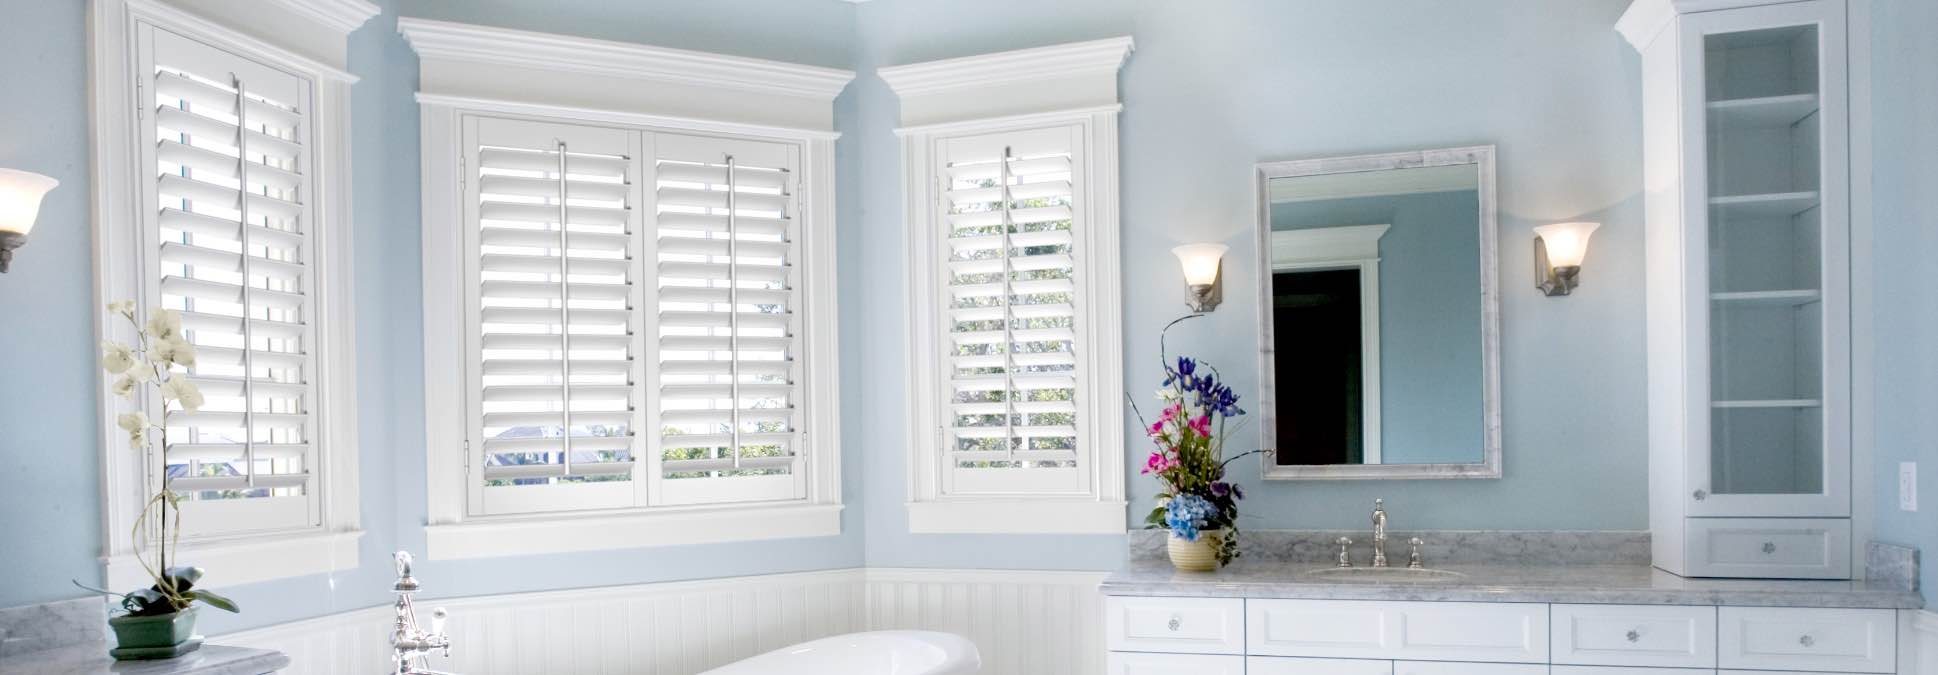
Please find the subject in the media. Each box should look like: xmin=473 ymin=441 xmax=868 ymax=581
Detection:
xmin=219 ymin=567 xmax=1106 ymax=675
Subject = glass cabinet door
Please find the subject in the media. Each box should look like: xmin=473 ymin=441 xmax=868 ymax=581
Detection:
xmin=1688 ymin=0 xmax=1849 ymax=516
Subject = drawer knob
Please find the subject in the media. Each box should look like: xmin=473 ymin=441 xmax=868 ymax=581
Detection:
xmin=1800 ymin=634 xmax=1815 ymax=648
xmin=1692 ymin=489 xmax=1708 ymax=501
xmin=1625 ymin=629 xmax=1641 ymax=643
xmin=1167 ymin=615 xmax=1181 ymax=632
xmin=1762 ymin=542 xmax=1777 ymax=554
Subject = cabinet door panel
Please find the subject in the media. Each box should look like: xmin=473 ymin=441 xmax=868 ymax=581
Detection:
xmin=1686 ymin=517 xmax=1851 ymax=578
xmin=1104 ymin=596 xmax=1245 ymax=655
xmin=1393 ymin=661 xmax=1546 ymax=675
xmin=1553 ymin=603 xmax=1717 ymax=668
xmin=1718 ymin=606 xmax=1893 ymax=673
xmin=1106 ymin=652 xmax=1244 ymax=675
xmin=1556 ymin=668 xmax=1713 ymax=674
xmin=1249 ymin=656 xmax=1394 ymax=675
xmin=1248 ymin=599 xmax=1547 ymax=662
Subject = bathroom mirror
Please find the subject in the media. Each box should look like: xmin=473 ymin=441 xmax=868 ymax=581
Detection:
xmin=1254 ymin=146 xmax=1500 ymax=480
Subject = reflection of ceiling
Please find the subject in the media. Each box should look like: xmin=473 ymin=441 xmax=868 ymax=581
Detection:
xmin=1269 ymin=164 xmax=1477 ymax=203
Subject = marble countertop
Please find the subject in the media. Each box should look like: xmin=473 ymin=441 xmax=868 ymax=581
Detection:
xmin=1101 ymin=560 xmax=1925 ymax=609
xmin=0 ymin=643 xmax=289 ymax=675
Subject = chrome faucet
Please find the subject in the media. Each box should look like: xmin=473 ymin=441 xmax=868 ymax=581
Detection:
xmin=1370 ymin=499 xmax=1389 ymax=568
xmin=390 ymin=551 xmax=455 ymax=675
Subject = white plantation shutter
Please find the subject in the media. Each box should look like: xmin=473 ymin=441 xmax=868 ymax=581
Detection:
xmin=462 ymin=117 xmax=811 ymax=515
xmin=651 ymin=133 xmax=805 ymax=506
xmin=938 ymin=126 xmax=1089 ymax=496
xmin=468 ymin=117 xmax=643 ymax=515
xmin=140 ymin=26 xmax=320 ymax=536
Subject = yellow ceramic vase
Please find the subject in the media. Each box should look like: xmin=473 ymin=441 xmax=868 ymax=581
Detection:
xmin=1167 ymin=530 xmax=1224 ymax=572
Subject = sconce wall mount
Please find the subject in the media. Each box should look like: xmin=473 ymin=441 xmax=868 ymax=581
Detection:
xmin=0 ymin=169 xmax=60 ymax=274
xmin=1533 ymin=222 xmax=1600 ymax=297
xmin=1172 ymin=243 xmax=1229 ymax=313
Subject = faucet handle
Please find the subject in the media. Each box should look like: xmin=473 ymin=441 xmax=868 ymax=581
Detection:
xmin=1407 ymin=537 xmax=1425 ymax=569
xmin=1335 ymin=537 xmax=1354 ymax=568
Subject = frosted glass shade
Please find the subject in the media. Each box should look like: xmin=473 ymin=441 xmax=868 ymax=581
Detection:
xmin=0 ymin=169 xmax=58 ymax=236
xmin=1172 ymin=243 xmax=1229 ymax=286
xmin=1534 ymin=222 xmax=1599 ymax=268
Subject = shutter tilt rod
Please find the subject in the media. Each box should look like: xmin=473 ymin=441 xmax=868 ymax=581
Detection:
xmin=999 ymin=147 xmax=1016 ymax=460
xmin=725 ymin=155 xmax=742 ymax=470
xmin=556 ymin=141 xmax=574 ymax=478
xmin=234 ymin=74 xmax=258 ymax=489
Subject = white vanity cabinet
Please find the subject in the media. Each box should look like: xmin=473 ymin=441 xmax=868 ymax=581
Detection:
xmin=1105 ymin=596 xmax=1899 ymax=673
xmin=1618 ymin=0 xmax=1857 ymax=579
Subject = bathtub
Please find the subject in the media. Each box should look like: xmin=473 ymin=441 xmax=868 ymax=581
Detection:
xmin=700 ymin=630 xmax=980 ymax=675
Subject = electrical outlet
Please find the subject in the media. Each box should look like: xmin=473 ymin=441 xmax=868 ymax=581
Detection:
xmin=1900 ymin=462 xmax=1918 ymax=512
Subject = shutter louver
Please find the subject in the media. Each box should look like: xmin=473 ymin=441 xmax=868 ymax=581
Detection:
xmin=941 ymin=129 xmax=1084 ymax=489
xmin=472 ymin=119 xmax=639 ymax=508
xmin=145 ymin=27 xmax=319 ymax=530
xmin=652 ymin=134 xmax=804 ymax=505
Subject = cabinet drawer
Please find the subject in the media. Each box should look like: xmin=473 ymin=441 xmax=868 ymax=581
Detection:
xmin=1555 ymin=668 xmax=1712 ymax=674
xmin=1552 ymin=603 xmax=1717 ymax=667
xmin=1686 ymin=518 xmax=1851 ymax=579
xmin=1104 ymin=596 xmax=1244 ymax=655
xmin=1392 ymin=661 xmax=1546 ymax=675
xmin=1106 ymin=651 xmax=1243 ymax=675
xmin=1718 ymin=606 xmax=1894 ymax=673
xmin=1248 ymin=656 xmax=1393 ymax=675
xmin=1248 ymin=599 xmax=1547 ymax=663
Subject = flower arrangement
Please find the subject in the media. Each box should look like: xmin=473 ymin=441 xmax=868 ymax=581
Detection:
xmin=77 ymin=302 xmax=238 ymax=622
xmin=1134 ymin=316 xmax=1260 ymax=568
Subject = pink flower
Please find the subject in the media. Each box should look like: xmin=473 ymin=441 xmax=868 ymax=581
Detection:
xmin=1141 ymin=451 xmax=1177 ymax=475
xmin=1148 ymin=420 xmax=1166 ymax=436
xmin=1188 ymin=415 xmax=1211 ymax=437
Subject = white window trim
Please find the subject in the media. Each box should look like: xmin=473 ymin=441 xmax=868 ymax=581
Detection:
xmin=883 ymin=38 xmax=1133 ymax=535
xmin=405 ymin=20 xmax=851 ymax=560
xmin=1270 ymin=224 xmax=1389 ymax=464
xmin=88 ymin=0 xmax=374 ymax=589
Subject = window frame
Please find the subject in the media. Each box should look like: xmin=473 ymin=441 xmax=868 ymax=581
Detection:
xmin=405 ymin=19 xmax=851 ymax=559
xmin=883 ymin=38 xmax=1135 ymax=535
xmin=88 ymin=0 xmax=373 ymax=589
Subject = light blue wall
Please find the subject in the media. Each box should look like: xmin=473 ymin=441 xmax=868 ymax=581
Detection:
xmin=855 ymin=0 xmax=1649 ymax=570
xmin=1865 ymin=0 xmax=1938 ymax=600
xmin=1272 ymin=190 xmax=1485 ymax=464
xmin=0 ymin=0 xmax=103 ymax=609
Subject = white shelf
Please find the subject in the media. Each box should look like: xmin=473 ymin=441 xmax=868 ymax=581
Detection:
xmin=1712 ymin=399 xmax=1823 ymax=409
xmin=1709 ymin=191 xmax=1820 ymax=219
xmin=1709 ymin=289 xmax=1822 ymax=306
xmin=1707 ymin=93 xmax=1819 ymax=127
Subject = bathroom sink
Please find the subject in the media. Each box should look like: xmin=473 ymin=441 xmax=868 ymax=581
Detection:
xmin=1299 ymin=567 xmax=1466 ymax=583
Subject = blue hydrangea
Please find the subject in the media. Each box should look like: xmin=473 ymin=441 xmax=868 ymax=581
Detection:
xmin=1165 ymin=494 xmax=1217 ymax=541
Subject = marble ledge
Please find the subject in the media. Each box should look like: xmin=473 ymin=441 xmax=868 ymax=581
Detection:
xmin=1101 ymin=560 xmax=1925 ymax=609
xmin=0 ymin=643 xmax=290 ymax=675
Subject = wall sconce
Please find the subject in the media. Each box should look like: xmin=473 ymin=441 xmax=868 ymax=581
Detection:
xmin=1171 ymin=243 xmax=1229 ymax=313
xmin=0 ymin=169 xmax=59 ymax=274
xmin=1533 ymin=221 xmax=1599 ymax=297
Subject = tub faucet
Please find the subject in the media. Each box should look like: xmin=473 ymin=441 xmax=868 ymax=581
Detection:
xmin=390 ymin=551 xmax=456 ymax=675
xmin=1370 ymin=499 xmax=1389 ymax=568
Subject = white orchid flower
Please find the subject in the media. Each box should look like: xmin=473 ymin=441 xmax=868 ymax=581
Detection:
xmin=1157 ymin=387 xmax=1181 ymax=401
xmin=112 ymin=373 xmax=140 ymax=397
xmin=160 ymin=377 xmax=204 ymax=412
xmin=153 ymin=338 xmax=197 ymax=368
xmin=117 ymin=411 xmax=149 ymax=449
xmin=101 ymin=340 xmax=137 ymax=375
xmin=106 ymin=300 xmax=137 ymax=319
xmin=145 ymin=308 xmax=184 ymax=342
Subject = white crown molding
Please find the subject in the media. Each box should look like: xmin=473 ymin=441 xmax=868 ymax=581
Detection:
xmin=262 ymin=0 xmax=381 ymax=35
xmin=396 ymin=17 xmax=855 ymax=101
xmin=125 ymin=0 xmax=358 ymax=82
xmin=413 ymin=93 xmax=842 ymax=141
xmin=1616 ymin=0 xmax=1802 ymax=49
xmin=878 ymin=36 xmax=1134 ymax=98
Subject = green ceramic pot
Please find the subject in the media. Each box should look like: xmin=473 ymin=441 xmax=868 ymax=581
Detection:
xmin=108 ymin=607 xmax=199 ymax=659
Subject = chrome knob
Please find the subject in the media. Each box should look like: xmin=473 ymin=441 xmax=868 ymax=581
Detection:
xmin=1799 ymin=634 xmax=1815 ymax=647
xmin=1761 ymin=542 xmax=1777 ymax=554
xmin=1626 ymin=629 xmax=1640 ymax=643
xmin=1167 ymin=615 xmax=1181 ymax=632
xmin=1692 ymin=489 xmax=1708 ymax=501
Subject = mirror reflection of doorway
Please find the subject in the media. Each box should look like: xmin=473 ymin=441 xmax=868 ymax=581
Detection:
xmin=1273 ymin=269 xmax=1364 ymax=465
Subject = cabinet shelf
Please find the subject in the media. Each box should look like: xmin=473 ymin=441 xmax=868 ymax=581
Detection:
xmin=1709 ymin=289 xmax=1821 ymax=306
xmin=1707 ymin=93 xmax=1819 ymax=127
xmin=1711 ymin=399 xmax=1823 ymax=409
xmin=1709 ymin=191 xmax=1820 ymax=219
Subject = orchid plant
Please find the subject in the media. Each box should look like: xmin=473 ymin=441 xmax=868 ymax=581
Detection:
xmin=76 ymin=301 xmax=238 ymax=617
xmin=1133 ymin=315 xmax=1262 ymax=566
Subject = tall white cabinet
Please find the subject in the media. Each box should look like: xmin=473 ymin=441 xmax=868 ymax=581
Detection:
xmin=1619 ymin=0 xmax=1855 ymax=579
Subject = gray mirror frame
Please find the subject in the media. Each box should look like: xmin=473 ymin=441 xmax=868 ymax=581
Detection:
xmin=1254 ymin=145 xmax=1501 ymax=480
